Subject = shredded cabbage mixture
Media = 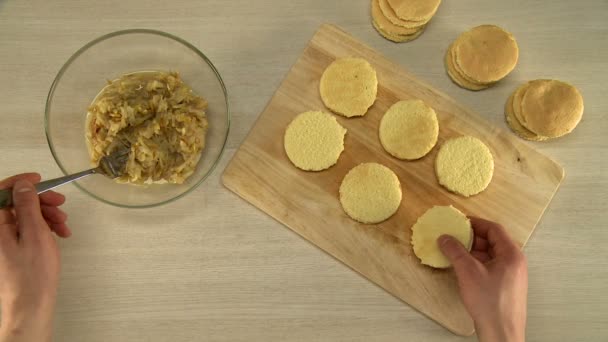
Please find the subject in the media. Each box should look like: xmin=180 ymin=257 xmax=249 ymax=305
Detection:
xmin=85 ymin=71 xmax=208 ymax=184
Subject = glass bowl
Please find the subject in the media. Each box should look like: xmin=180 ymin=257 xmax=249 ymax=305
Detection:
xmin=45 ymin=29 xmax=229 ymax=208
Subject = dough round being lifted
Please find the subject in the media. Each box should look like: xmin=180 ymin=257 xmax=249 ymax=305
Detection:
xmin=284 ymin=111 xmax=347 ymax=171
xmin=411 ymin=205 xmax=473 ymax=268
xmin=379 ymin=99 xmax=439 ymax=160
xmin=320 ymin=57 xmax=378 ymax=117
xmin=339 ymin=163 xmax=402 ymax=224
xmin=435 ymin=136 xmax=494 ymax=197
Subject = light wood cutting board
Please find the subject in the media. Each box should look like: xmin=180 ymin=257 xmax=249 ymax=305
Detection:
xmin=222 ymin=24 xmax=564 ymax=336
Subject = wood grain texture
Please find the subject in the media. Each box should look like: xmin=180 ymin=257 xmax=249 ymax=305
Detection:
xmin=222 ymin=24 xmax=564 ymax=336
xmin=0 ymin=0 xmax=607 ymax=341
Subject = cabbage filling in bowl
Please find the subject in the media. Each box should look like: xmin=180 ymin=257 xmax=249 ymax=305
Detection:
xmin=86 ymin=71 xmax=208 ymax=185
xmin=45 ymin=29 xmax=229 ymax=208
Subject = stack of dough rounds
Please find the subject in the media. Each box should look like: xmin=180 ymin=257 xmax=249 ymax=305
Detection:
xmin=379 ymin=99 xmax=439 ymax=160
xmin=435 ymin=136 xmax=494 ymax=197
xmin=411 ymin=205 xmax=473 ymax=268
xmin=320 ymin=57 xmax=378 ymax=117
xmin=505 ymin=80 xmax=584 ymax=140
xmin=371 ymin=0 xmax=440 ymax=43
xmin=339 ymin=163 xmax=402 ymax=224
xmin=284 ymin=111 xmax=347 ymax=171
xmin=445 ymin=25 xmax=519 ymax=91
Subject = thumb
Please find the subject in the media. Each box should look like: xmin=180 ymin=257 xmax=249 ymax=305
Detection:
xmin=438 ymin=235 xmax=482 ymax=280
xmin=13 ymin=180 xmax=45 ymax=240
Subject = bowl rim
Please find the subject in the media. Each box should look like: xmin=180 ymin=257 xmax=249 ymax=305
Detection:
xmin=44 ymin=28 xmax=230 ymax=208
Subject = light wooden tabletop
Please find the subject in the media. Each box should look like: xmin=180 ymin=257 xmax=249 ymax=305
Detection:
xmin=1 ymin=0 xmax=606 ymax=341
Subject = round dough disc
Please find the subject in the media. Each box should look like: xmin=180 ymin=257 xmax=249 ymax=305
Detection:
xmin=435 ymin=136 xmax=494 ymax=197
xmin=386 ymin=0 xmax=442 ymax=22
xmin=320 ymin=57 xmax=378 ymax=117
xmin=371 ymin=0 xmax=421 ymax=36
xmin=284 ymin=111 xmax=347 ymax=171
xmin=379 ymin=99 xmax=439 ymax=160
xmin=504 ymin=92 xmax=548 ymax=141
xmin=339 ymin=163 xmax=402 ymax=224
xmin=520 ymin=79 xmax=584 ymax=138
xmin=411 ymin=205 xmax=473 ymax=268
xmin=454 ymin=25 xmax=519 ymax=84
xmin=444 ymin=44 xmax=490 ymax=91
xmin=378 ymin=0 xmax=427 ymax=29
xmin=372 ymin=18 xmax=425 ymax=43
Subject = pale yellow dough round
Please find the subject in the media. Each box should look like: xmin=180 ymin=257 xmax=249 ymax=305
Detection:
xmin=386 ymin=0 xmax=442 ymax=22
xmin=378 ymin=0 xmax=427 ymax=29
xmin=284 ymin=111 xmax=347 ymax=171
xmin=411 ymin=205 xmax=473 ymax=268
xmin=371 ymin=0 xmax=421 ymax=35
xmin=435 ymin=136 xmax=494 ymax=197
xmin=519 ymin=79 xmax=584 ymax=138
xmin=504 ymin=92 xmax=548 ymax=142
xmin=320 ymin=58 xmax=378 ymax=117
xmin=444 ymin=44 xmax=490 ymax=91
xmin=372 ymin=18 xmax=425 ymax=43
xmin=339 ymin=163 xmax=402 ymax=224
xmin=454 ymin=25 xmax=519 ymax=84
xmin=379 ymin=99 xmax=439 ymax=160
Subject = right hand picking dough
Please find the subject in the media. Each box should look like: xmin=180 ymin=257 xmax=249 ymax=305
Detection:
xmin=411 ymin=205 xmax=473 ymax=268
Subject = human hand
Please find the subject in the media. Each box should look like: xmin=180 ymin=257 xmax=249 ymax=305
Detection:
xmin=0 ymin=173 xmax=71 ymax=342
xmin=438 ymin=217 xmax=527 ymax=342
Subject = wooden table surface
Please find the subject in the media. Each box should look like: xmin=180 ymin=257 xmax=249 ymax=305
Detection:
xmin=1 ymin=0 xmax=606 ymax=341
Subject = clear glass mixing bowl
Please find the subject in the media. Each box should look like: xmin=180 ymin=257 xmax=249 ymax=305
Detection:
xmin=45 ymin=29 xmax=229 ymax=208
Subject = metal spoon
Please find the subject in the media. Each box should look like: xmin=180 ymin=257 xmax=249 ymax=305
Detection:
xmin=0 ymin=144 xmax=131 ymax=209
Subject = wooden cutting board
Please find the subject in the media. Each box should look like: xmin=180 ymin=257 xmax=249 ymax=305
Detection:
xmin=222 ymin=24 xmax=564 ymax=336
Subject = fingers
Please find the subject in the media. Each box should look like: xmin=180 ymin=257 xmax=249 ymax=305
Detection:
xmin=2 ymin=174 xmax=69 ymax=241
xmin=0 ymin=223 xmax=19 ymax=247
xmin=0 ymin=209 xmax=15 ymax=225
xmin=49 ymin=223 xmax=72 ymax=238
xmin=1 ymin=174 xmax=43 ymax=224
xmin=469 ymin=216 xmax=519 ymax=257
xmin=468 ymin=216 xmax=496 ymax=239
xmin=471 ymin=251 xmax=491 ymax=263
xmin=40 ymin=191 xmax=66 ymax=207
xmin=41 ymin=206 xmax=72 ymax=238
xmin=12 ymin=180 xmax=47 ymax=241
xmin=41 ymin=205 xmax=68 ymax=224
xmin=40 ymin=193 xmax=68 ymax=239
xmin=472 ymin=236 xmax=488 ymax=251
xmin=0 ymin=173 xmax=41 ymax=189
xmin=0 ymin=191 xmax=67 ymax=224
xmin=438 ymin=235 xmax=483 ymax=280
xmin=0 ymin=174 xmax=65 ymax=206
